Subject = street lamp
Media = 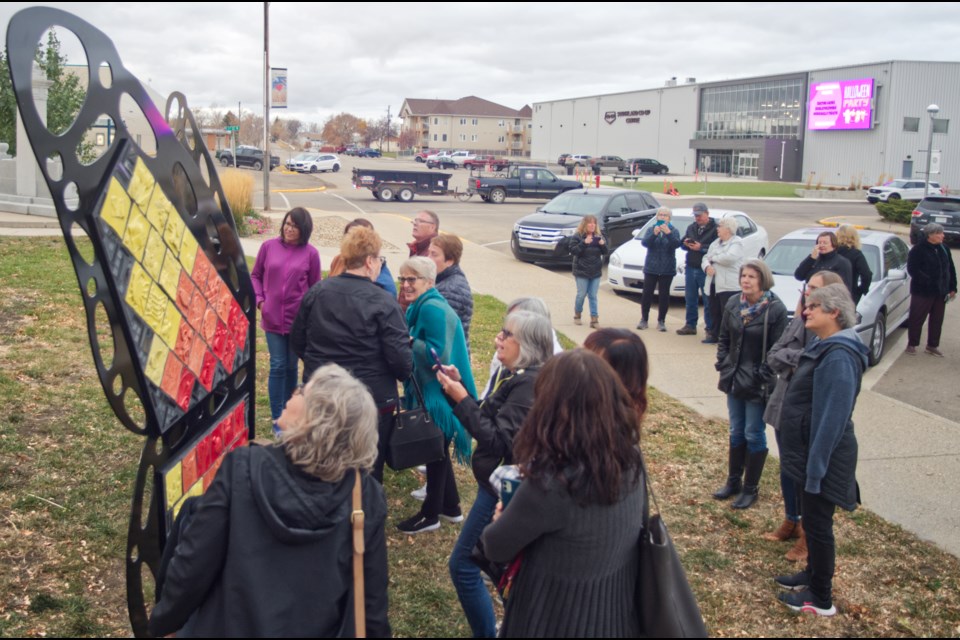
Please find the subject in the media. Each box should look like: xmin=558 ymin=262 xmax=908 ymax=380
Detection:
xmin=925 ymin=103 xmax=940 ymax=196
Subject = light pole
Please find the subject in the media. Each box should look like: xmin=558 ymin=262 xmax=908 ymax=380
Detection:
xmin=925 ymin=103 xmax=940 ymax=196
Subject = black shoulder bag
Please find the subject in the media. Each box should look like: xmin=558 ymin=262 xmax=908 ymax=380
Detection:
xmin=385 ymin=372 xmax=444 ymax=471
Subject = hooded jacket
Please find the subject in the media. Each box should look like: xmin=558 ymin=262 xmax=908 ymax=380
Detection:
xmin=779 ymin=329 xmax=869 ymax=511
xmin=149 ymin=445 xmax=390 ymax=637
xmin=435 ymin=264 xmax=474 ymax=341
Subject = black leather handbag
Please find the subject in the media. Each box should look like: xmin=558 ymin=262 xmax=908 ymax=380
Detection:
xmin=385 ymin=374 xmax=444 ymax=471
xmin=637 ymin=455 xmax=708 ymax=638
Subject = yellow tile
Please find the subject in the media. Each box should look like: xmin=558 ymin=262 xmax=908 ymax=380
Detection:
xmin=158 ymin=251 xmax=182 ymax=299
xmin=185 ymin=479 xmax=205 ymax=498
xmin=144 ymin=337 xmax=169 ymax=386
xmin=164 ymin=210 xmax=186 ymax=257
xmin=123 ymin=206 xmax=151 ymax=262
xmin=128 ymin=157 xmax=155 ymax=211
xmin=179 ymin=231 xmax=198 ymax=276
xmin=100 ymin=178 xmax=132 ymax=237
xmin=164 ymin=462 xmax=183 ymax=510
xmin=144 ymin=188 xmax=170 ymax=235
xmin=125 ymin=262 xmax=152 ymax=318
xmin=142 ymin=228 xmax=166 ymax=281
xmin=160 ymin=300 xmax=182 ymax=348
xmin=144 ymin=284 xmax=168 ymax=334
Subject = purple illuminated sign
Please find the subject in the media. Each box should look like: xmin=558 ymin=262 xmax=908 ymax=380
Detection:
xmin=807 ymin=78 xmax=874 ymax=130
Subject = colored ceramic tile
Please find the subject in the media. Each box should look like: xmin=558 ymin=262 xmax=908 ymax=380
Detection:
xmin=173 ymin=321 xmax=194 ymax=364
xmin=158 ymin=251 xmax=182 ymax=299
xmin=144 ymin=185 xmax=171 ymax=235
xmin=176 ymin=367 xmax=195 ymax=411
xmin=160 ymin=353 xmax=182 ymax=400
xmin=163 ymin=208 xmax=186 ymax=257
xmin=201 ymin=307 xmax=218 ymax=344
xmin=179 ymin=232 xmax=198 ymax=276
xmin=198 ymin=350 xmax=216 ymax=391
xmin=144 ymin=337 xmax=169 ymax=387
xmin=175 ymin=270 xmax=194 ymax=314
xmin=125 ymin=262 xmax=152 ymax=319
xmin=164 ymin=461 xmax=183 ymax=510
xmin=187 ymin=292 xmax=207 ymax=335
xmin=144 ymin=284 xmax=168 ymax=337
xmin=159 ymin=301 xmax=182 ymax=349
xmin=123 ymin=206 xmax=151 ymax=262
xmin=181 ymin=449 xmax=197 ymax=491
xmin=142 ymin=228 xmax=166 ymax=281
xmin=128 ymin=158 xmax=155 ymax=211
xmin=100 ymin=177 xmax=132 ymax=238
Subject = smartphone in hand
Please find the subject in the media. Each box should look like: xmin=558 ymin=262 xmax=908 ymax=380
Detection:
xmin=429 ymin=347 xmax=444 ymax=369
xmin=500 ymin=478 xmax=522 ymax=508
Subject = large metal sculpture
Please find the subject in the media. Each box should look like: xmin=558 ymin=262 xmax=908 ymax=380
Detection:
xmin=6 ymin=8 xmax=256 ymax=637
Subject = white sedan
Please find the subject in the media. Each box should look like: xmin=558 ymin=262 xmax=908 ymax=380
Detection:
xmin=293 ymin=153 xmax=341 ymax=173
xmin=608 ymin=208 xmax=768 ymax=298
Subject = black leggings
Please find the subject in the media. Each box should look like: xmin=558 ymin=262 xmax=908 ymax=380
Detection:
xmin=641 ymin=274 xmax=673 ymax=323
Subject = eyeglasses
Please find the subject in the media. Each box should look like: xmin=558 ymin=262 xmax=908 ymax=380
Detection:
xmin=804 ymin=303 xmax=822 ymax=312
xmin=282 ymin=221 xmax=299 ymax=229
xmin=398 ymin=276 xmax=425 ymax=285
xmin=412 ymin=218 xmax=436 ymax=227
xmin=498 ymin=327 xmax=514 ymax=339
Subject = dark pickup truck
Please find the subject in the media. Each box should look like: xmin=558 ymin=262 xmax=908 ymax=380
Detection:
xmin=473 ymin=166 xmax=582 ymax=204
xmin=217 ymin=145 xmax=280 ymax=170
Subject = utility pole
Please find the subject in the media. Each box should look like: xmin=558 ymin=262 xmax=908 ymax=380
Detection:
xmin=262 ymin=2 xmax=271 ymax=212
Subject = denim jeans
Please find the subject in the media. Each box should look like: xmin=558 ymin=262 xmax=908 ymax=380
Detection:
xmin=574 ymin=276 xmax=600 ymax=317
xmin=774 ymin=429 xmax=800 ymax=522
xmin=684 ymin=267 xmax=711 ymax=330
xmin=449 ymin=488 xmax=499 ymax=638
xmin=802 ymin=490 xmax=837 ymax=604
xmin=727 ymin=394 xmax=767 ymax=453
xmin=264 ymin=331 xmax=299 ymax=421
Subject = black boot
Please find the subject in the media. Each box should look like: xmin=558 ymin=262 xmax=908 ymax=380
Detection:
xmin=732 ymin=449 xmax=768 ymax=509
xmin=713 ymin=443 xmax=747 ymax=500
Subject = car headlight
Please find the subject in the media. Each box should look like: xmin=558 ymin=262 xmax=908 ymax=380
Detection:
xmin=560 ymin=228 xmax=577 ymax=237
xmin=513 ymin=223 xmax=520 ymax=233
xmin=610 ymin=253 xmax=622 ymax=268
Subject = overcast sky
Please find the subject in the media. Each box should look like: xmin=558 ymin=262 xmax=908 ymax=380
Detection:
xmin=3 ymin=2 xmax=960 ymax=128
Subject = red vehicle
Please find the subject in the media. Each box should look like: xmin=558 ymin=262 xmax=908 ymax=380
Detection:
xmin=414 ymin=149 xmax=434 ymax=162
xmin=463 ymin=155 xmax=510 ymax=171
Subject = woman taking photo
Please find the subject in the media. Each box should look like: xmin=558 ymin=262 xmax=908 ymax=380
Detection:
xmin=637 ymin=207 xmax=680 ymax=332
xmin=568 ymin=214 xmax=607 ymax=328
xmin=397 ymin=257 xmax=477 ymax=534
xmin=794 ymin=231 xmax=854 ymax=296
xmin=713 ymin=259 xmax=787 ymax=509
xmin=775 ymin=284 xmax=869 ymax=617
xmin=149 ymin=364 xmax=390 ymax=637
xmin=481 ymin=350 xmax=644 ymax=637
xmin=436 ymin=310 xmax=553 ymax=638
xmin=701 ymin=216 xmax=745 ymax=344
xmin=835 ymin=225 xmax=872 ymax=306
xmin=251 ymin=207 xmax=321 ymax=434
xmin=290 ymin=226 xmax=412 ymax=482
xmin=429 ymin=233 xmax=474 ymax=341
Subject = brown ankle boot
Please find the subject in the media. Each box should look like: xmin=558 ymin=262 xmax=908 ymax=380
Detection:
xmin=785 ymin=527 xmax=808 ymax=563
xmin=762 ymin=518 xmax=800 ymax=542
xmin=590 ymin=316 xmax=599 ymax=329
xmin=574 ymin=313 xmax=582 ymax=325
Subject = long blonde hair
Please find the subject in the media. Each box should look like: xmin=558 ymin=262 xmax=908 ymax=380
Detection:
xmin=836 ymin=224 xmax=861 ymax=250
xmin=577 ymin=215 xmax=600 ymax=237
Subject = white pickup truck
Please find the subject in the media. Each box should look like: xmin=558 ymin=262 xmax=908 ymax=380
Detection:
xmin=450 ymin=150 xmax=476 ymax=166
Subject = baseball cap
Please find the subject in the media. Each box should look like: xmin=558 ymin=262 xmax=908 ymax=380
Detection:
xmin=692 ymin=203 xmax=709 ymax=214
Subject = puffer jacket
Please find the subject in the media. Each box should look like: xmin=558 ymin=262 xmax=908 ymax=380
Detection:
xmin=640 ymin=223 xmax=681 ymax=275
xmin=568 ymin=233 xmax=608 ymax=279
xmin=702 ymin=235 xmax=745 ymax=293
xmin=435 ymin=264 xmax=474 ymax=341
xmin=779 ymin=329 xmax=869 ymax=511
xmin=794 ymin=250 xmax=854 ymax=295
xmin=716 ymin=292 xmax=788 ymax=403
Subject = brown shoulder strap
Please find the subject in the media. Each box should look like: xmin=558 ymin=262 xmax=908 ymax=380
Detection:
xmin=352 ymin=469 xmax=366 ymax=638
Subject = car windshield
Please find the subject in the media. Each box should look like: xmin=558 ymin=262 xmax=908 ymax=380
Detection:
xmin=888 ymin=180 xmax=910 ymax=188
xmin=765 ymin=238 xmax=882 ymax=278
xmin=541 ymin=193 xmax=613 ymax=216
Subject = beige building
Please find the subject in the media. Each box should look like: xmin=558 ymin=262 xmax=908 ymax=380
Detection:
xmin=400 ymin=96 xmax=532 ymax=157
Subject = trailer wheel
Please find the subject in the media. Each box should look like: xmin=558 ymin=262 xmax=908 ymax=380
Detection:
xmin=397 ymin=188 xmax=415 ymax=202
xmin=489 ymin=188 xmax=507 ymax=204
xmin=377 ymin=186 xmax=394 ymax=201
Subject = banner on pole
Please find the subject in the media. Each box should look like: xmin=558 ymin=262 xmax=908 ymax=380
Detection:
xmin=272 ymin=67 xmax=287 ymax=109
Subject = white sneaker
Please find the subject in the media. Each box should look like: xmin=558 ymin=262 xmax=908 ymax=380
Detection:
xmin=415 ymin=465 xmax=427 ymax=475
xmin=410 ymin=484 xmax=427 ymax=501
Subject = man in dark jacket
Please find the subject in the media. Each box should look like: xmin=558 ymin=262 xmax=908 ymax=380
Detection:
xmin=794 ymin=231 xmax=854 ymax=296
xmin=906 ymin=223 xmax=958 ymax=356
xmin=678 ymin=202 xmax=718 ymax=336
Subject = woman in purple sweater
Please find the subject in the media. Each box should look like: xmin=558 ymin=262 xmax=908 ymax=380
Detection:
xmin=252 ymin=208 xmax=321 ymax=433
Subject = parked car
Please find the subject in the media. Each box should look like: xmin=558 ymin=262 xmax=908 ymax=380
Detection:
xmin=566 ymin=154 xmax=593 ymax=167
xmin=623 ymin=158 xmax=669 ymax=174
xmin=910 ymin=195 xmax=960 ymax=244
xmin=217 ymin=145 xmax=280 ymax=171
xmin=414 ymin=149 xmax=433 ymax=162
xmin=511 ymin=189 xmax=661 ymax=264
xmin=866 ymin=179 xmax=942 ymax=203
xmin=285 ymin=152 xmax=314 ymax=171
xmin=557 ymin=153 xmax=571 ymax=166
xmin=294 ymin=153 xmax=341 ymax=173
xmin=357 ymin=148 xmax=382 ymax=158
xmin=589 ymin=155 xmax=625 ymax=170
xmin=608 ymin=209 xmax=768 ymax=299
xmin=426 ymin=156 xmax=458 ymax=170
xmin=463 ymin=155 xmax=510 ymax=171
xmin=763 ymin=227 xmax=910 ymax=366
xmin=449 ymin=150 xmax=475 ymax=166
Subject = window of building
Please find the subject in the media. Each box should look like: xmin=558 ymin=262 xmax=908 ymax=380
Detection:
xmin=433 ymin=134 xmax=438 ymax=142
xmin=498 ymin=136 xmax=506 ymax=143
xmin=434 ymin=118 xmax=439 ymax=125
xmin=460 ymin=118 xmax=467 ymax=125
xmin=442 ymin=134 xmax=448 ymax=142
xmin=903 ymin=117 xmax=920 ymax=133
xmin=498 ymin=120 xmax=505 ymax=127
xmin=459 ymin=134 xmax=467 ymax=142
xmin=471 ymin=135 xmax=478 ymax=142
xmin=472 ymin=118 xmax=478 ymax=126
xmin=697 ymin=77 xmax=804 ymax=140
xmin=933 ymin=118 xmax=950 ymax=134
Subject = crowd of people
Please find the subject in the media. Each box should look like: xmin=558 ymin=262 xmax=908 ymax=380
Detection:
xmin=149 ymin=205 xmax=955 ymax=636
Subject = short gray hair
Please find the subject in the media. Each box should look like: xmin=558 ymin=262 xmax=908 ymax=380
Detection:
xmin=281 ymin=364 xmax=378 ymax=482
xmin=740 ymin=258 xmax=776 ymax=291
xmin=718 ymin=217 xmax=739 ymax=235
xmin=506 ymin=310 xmax=554 ymax=369
xmin=400 ymin=256 xmax=437 ymax=284
xmin=507 ymin=296 xmax=552 ymax=322
xmin=808 ymin=283 xmax=857 ymax=329
xmin=924 ymin=223 xmax=945 ymax=237
xmin=657 ymin=206 xmax=672 ymax=220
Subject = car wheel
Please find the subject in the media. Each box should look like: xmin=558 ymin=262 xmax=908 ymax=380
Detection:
xmin=397 ymin=188 xmax=414 ymax=203
xmin=220 ymin=158 xmax=230 ymax=167
xmin=480 ymin=195 xmax=489 ymax=202
xmin=308 ymin=165 xmax=317 ymax=173
xmin=887 ymin=193 xmax=900 ymax=200
xmin=868 ymin=310 xmax=886 ymax=366
xmin=489 ymin=188 xmax=507 ymax=204
xmin=415 ymin=157 xmax=424 ymax=162
xmin=253 ymin=160 xmax=263 ymax=170
xmin=377 ymin=186 xmax=394 ymax=201
xmin=332 ymin=164 xmax=340 ymax=172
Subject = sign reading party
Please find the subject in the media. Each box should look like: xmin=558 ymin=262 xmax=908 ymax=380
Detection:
xmin=807 ymin=78 xmax=875 ymax=130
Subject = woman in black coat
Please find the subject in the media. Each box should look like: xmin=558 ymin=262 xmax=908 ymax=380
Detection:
xmin=835 ymin=225 xmax=873 ymax=305
xmin=794 ymin=231 xmax=854 ymax=296
xmin=906 ymin=223 xmax=958 ymax=356
xmin=713 ymin=259 xmax=788 ymax=509
xmin=568 ymin=214 xmax=608 ymax=328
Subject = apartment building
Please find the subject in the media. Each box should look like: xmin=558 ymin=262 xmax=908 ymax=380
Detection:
xmin=400 ymin=96 xmax=532 ymax=157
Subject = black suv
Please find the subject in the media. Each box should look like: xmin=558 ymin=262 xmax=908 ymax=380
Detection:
xmin=511 ymin=189 xmax=661 ymax=264
xmin=218 ymin=145 xmax=280 ymax=170
xmin=624 ymin=158 xmax=669 ymax=174
xmin=910 ymin=195 xmax=960 ymax=245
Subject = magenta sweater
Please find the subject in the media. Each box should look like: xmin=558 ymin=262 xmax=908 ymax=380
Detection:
xmin=251 ymin=238 xmax=321 ymax=334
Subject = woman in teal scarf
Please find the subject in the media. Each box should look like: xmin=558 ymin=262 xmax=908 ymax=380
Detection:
xmin=397 ymin=257 xmax=477 ymax=534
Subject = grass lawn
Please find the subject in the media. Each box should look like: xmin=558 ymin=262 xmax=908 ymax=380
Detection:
xmin=1 ymin=236 xmax=959 ymax=636
xmin=602 ymin=179 xmax=805 ymax=198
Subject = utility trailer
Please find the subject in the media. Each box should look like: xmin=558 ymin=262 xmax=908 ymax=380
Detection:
xmin=352 ymin=168 xmax=454 ymax=202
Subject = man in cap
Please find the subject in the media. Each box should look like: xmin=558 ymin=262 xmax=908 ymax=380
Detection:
xmin=677 ymin=202 xmax=718 ymax=336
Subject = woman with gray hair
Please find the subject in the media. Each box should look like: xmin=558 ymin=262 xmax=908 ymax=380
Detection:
xmin=702 ymin=216 xmax=745 ymax=344
xmin=906 ymin=223 xmax=957 ymax=356
xmin=397 ymin=256 xmax=478 ymax=534
xmin=774 ymin=283 xmax=869 ymax=617
xmin=149 ymin=364 xmax=390 ymax=637
xmin=638 ymin=207 xmax=681 ymax=331
xmin=436 ymin=310 xmax=553 ymax=637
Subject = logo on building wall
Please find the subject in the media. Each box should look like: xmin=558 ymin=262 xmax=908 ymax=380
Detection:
xmin=604 ymin=110 xmax=652 ymax=125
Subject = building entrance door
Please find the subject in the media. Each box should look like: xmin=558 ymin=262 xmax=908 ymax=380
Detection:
xmin=902 ymin=160 xmax=913 ymax=179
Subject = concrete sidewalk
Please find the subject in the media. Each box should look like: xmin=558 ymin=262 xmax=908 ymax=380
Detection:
xmin=1 ymin=207 xmax=958 ymax=559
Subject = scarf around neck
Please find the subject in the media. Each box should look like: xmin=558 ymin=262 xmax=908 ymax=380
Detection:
xmin=739 ymin=290 xmax=773 ymax=325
